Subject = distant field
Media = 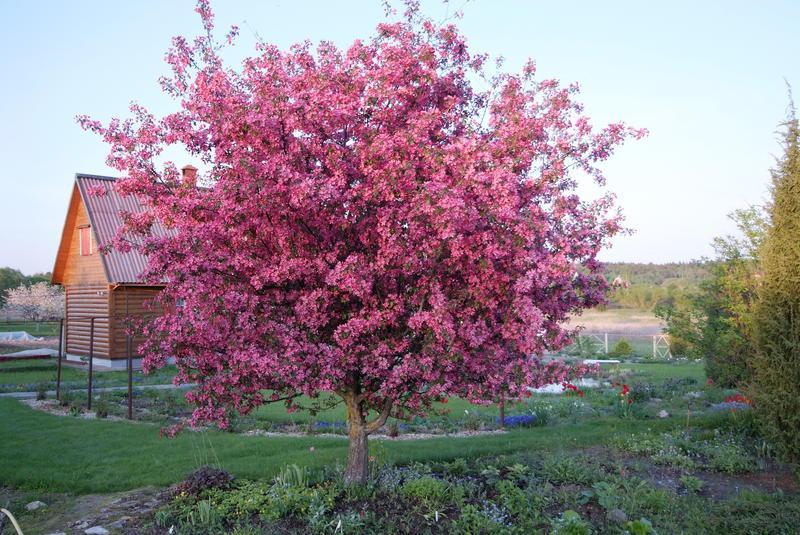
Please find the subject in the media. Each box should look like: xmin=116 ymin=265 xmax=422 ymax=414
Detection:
xmin=567 ymin=307 xmax=664 ymax=335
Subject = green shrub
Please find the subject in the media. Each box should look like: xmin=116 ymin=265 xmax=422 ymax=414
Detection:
xmin=451 ymin=504 xmax=506 ymax=534
xmin=655 ymin=206 xmax=765 ymax=386
xmin=35 ymin=382 xmax=48 ymax=400
xmin=611 ymin=433 xmax=664 ymax=456
xmin=609 ymin=339 xmax=634 ymax=358
xmin=58 ymin=391 xmax=75 ymax=407
xmin=707 ymin=490 xmax=800 ymax=534
xmin=541 ymin=456 xmax=600 ymax=485
xmin=679 ymin=475 xmax=704 ymax=494
xmin=701 ymin=435 xmax=755 ymax=474
xmin=94 ymin=398 xmax=109 ymax=419
xmin=443 ymin=458 xmax=468 ymax=476
xmin=400 ymin=476 xmax=460 ymax=509
xmin=667 ymin=335 xmax=691 ymax=358
xmin=752 ymin=104 xmax=800 ymax=461
xmin=495 ymin=480 xmax=540 ymax=527
xmin=624 ymin=517 xmax=657 ymax=535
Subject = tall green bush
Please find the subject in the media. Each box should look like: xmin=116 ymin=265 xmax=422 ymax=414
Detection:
xmin=656 ymin=207 xmax=763 ymax=385
xmin=752 ymin=103 xmax=800 ymax=460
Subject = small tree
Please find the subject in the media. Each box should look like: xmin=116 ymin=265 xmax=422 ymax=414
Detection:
xmin=752 ymin=101 xmax=800 ymax=460
xmin=79 ymin=1 xmax=643 ymax=483
xmin=656 ymin=207 xmax=764 ymax=386
xmin=3 ymin=282 xmax=65 ymax=321
xmin=608 ymin=338 xmax=634 ymax=358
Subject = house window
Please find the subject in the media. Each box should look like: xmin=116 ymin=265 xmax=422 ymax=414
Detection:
xmin=79 ymin=226 xmax=92 ymax=256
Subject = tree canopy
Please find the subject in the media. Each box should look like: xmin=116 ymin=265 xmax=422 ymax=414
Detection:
xmin=80 ymin=0 xmax=643 ymax=482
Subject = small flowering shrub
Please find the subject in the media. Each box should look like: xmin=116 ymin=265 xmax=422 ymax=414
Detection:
xmin=562 ymin=382 xmax=585 ymax=397
xmin=498 ymin=414 xmax=537 ymax=428
xmin=724 ymin=393 xmax=753 ymax=406
xmin=614 ymin=383 xmax=637 ymax=419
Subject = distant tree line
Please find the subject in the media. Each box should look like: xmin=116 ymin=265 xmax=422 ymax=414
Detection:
xmin=601 ymin=262 xmax=710 ymax=311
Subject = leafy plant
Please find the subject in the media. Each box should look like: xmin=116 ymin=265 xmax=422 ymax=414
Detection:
xmin=542 ymin=456 xmax=599 ymax=485
xmin=94 ymin=398 xmax=109 ymax=419
xmin=679 ymin=475 xmax=704 ymax=494
xmin=625 ymin=517 xmax=657 ymax=535
xmin=400 ymin=476 xmax=460 ymax=510
xmin=591 ymin=481 xmax=620 ymax=510
xmin=274 ymin=464 xmax=311 ymax=488
xmin=552 ymin=509 xmax=592 ymax=535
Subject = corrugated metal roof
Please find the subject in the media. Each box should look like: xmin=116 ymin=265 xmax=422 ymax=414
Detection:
xmin=76 ymin=174 xmax=170 ymax=284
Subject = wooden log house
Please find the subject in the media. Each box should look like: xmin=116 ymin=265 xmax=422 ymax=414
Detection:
xmin=50 ymin=171 xmax=188 ymax=369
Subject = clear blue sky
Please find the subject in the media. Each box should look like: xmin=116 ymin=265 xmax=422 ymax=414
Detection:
xmin=1 ymin=1 xmax=798 ymax=274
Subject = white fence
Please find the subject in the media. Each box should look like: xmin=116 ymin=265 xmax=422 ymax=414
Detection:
xmin=573 ymin=332 xmax=671 ymax=359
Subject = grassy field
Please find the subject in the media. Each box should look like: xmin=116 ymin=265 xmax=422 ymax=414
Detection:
xmin=0 ymin=359 xmax=179 ymax=393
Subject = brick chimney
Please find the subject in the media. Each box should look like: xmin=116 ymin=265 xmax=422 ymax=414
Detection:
xmin=181 ymin=164 xmax=198 ymax=186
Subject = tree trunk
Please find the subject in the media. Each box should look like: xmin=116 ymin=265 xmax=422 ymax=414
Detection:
xmin=344 ymin=395 xmax=370 ymax=485
xmin=499 ymin=394 xmax=506 ymax=429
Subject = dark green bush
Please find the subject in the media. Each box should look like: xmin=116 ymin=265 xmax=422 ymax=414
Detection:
xmin=609 ymin=339 xmax=634 ymax=358
xmin=752 ymin=107 xmax=800 ymax=461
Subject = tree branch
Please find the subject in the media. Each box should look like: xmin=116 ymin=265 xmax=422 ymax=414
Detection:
xmin=365 ymin=398 xmax=393 ymax=434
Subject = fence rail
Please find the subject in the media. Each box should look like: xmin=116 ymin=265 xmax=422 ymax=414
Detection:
xmin=571 ymin=332 xmax=671 ymax=359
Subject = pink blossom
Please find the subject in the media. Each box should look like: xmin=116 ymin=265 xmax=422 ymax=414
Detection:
xmin=80 ymin=1 xmax=642 ymax=444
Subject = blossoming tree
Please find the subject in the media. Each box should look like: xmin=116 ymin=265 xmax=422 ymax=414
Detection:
xmin=3 ymin=282 xmax=64 ymax=321
xmin=79 ymin=1 xmax=644 ymax=483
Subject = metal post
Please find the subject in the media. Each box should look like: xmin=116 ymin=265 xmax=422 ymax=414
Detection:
xmin=652 ymin=335 xmax=657 ymax=360
xmin=88 ymin=317 xmax=95 ymax=410
xmin=56 ymin=318 xmax=64 ymax=400
xmin=127 ymin=333 xmax=133 ymax=420
xmin=604 ymin=333 xmax=609 ymax=354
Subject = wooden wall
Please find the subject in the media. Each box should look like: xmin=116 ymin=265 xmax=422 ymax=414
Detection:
xmin=57 ymin=190 xmax=107 ymax=285
xmin=109 ymin=286 xmax=163 ymax=360
xmin=65 ymin=284 xmax=110 ymax=358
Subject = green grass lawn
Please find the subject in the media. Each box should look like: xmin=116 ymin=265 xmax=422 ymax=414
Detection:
xmin=0 ymin=321 xmax=60 ymax=337
xmin=0 ymin=360 xmax=710 ymax=494
xmin=0 ymin=396 xmax=683 ymax=495
xmin=0 ymin=359 xmax=178 ymax=393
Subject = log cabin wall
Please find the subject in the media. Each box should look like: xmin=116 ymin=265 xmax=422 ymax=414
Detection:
xmin=65 ymin=285 xmax=110 ymax=357
xmin=60 ymin=196 xmax=112 ymax=357
xmin=110 ymin=286 xmax=162 ymax=360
